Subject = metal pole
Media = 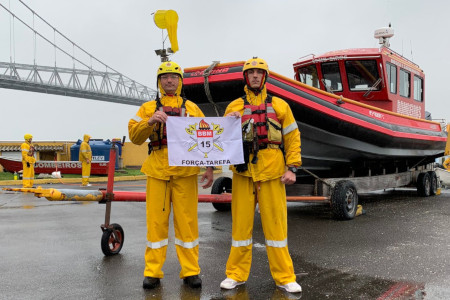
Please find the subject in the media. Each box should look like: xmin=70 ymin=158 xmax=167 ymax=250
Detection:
xmin=102 ymin=142 xmax=117 ymax=230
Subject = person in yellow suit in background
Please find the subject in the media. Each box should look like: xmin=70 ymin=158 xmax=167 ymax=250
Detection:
xmin=79 ymin=134 xmax=92 ymax=187
xmin=128 ymin=61 xmax=214 ymax=290
xmin=21 ymin=133 xmax=36 ymax=188
xmin=220 ymin=57 xmax=302 ymax=294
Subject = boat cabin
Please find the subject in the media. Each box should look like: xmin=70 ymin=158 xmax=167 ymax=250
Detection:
xmin=293 ymin=47 xmax=425 ymax=119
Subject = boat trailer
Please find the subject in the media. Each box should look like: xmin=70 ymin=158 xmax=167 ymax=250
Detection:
xmin=2 ymin=142 xmax=441 ymax=256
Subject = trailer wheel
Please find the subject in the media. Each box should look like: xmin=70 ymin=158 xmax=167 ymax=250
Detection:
xmin=417 ymin=172 xmax=431 ymax=197
xmin=101 ymin=223 xmax=124 ymax=256
xmin=428 ymin=171 xmax=437 ymax=196
xmin=331 ymin=180 xmax=358 ymax=220
xmin=211 ymin=177 xmax=232 ymax=211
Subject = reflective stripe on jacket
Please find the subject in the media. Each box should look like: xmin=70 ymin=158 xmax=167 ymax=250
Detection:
xmin=79 ymin=134 xmax=92 ymax=162
xmin=20 ymin=142 xmax=36 ymax=164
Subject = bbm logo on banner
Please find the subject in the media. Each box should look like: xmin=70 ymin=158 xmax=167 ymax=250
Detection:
xmin=186 ymin=119 xmax=224 ymax=158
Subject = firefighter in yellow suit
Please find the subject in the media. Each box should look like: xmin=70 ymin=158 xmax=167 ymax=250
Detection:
xmin=79 ymin=134 xmax=92 ymax=187
xmin=128 ymin=61 xmax=214 ymax=290
xmin=220 ymin=58 xmax=302 ymax=294
xmin=21 ymin=133 xmax=36 ymax=188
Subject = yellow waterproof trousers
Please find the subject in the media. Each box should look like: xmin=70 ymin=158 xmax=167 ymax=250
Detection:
xmin=225 ymin=173 xmax=296 ymax=285
xmin=144 ymin=175 xmax=200 ymax=279
xmin=22 ymin=162 xmax=34 ymax=188
xmin=81 ymin=162 xmax=91 ymax=186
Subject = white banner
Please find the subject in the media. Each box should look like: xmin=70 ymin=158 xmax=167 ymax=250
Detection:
xmin=166 ymin=117 xmax=244 ymax=166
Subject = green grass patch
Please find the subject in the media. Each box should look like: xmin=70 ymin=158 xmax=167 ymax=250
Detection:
xmin=0 ymin=172 xmax=14 ymax=180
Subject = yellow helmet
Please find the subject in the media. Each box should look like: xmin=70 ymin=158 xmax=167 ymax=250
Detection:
xmin=242 ymin=57 xmax=269 ymax=75
xmin=157 ymin=61 xmax=183 ymax=78
xmin=24 ymin=133 xmax=33 ymax=140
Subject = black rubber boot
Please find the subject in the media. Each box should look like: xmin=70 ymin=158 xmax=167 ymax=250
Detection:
xmin=183 ymin=275 xmax=202 ymax=288
xmin=143 ymin=277 xmax=160 ymax=289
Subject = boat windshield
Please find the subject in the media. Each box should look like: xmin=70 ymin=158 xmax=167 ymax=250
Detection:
xmin=321 ymin=62 xmax=342 ymax=92
xmin=345 ymin=60 xmax=380 ymax=91
xmin=297 ymin=65 xmax=320 ymax=88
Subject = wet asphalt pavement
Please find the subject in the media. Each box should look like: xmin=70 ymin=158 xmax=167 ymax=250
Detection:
xmin=1 ymin=177 xmax=450 ymax=300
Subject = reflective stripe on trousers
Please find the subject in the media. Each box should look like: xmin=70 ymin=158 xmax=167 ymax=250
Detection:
xmin=265 ymin=238 xmax=287 ymax=248
xmin=144 ymin=175 xmax=200 ymax=279
xmin=231 ymin=238 xmax=252 ymax=247
xmin=22 ymin=162 xmax=34 ymax=188
xmin=225 ymin=173 xmax=296 ymax=285
xmin=175 ymin=238 xmax=199 ymax=249
xmin=147 ymin=239 xmax=169 ymax=249
xmin=81 ymin=162 xmax=91 ymax=185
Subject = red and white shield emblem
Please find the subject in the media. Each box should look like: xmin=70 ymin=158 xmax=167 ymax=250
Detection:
xmin=197 ymin=129 xmax=214 ymax=155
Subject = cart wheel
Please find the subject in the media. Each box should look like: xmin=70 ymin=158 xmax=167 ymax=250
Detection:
xmin=417 ymin=172 xmax=431 ymax=197
xmin=331 ymin=180 xmax=358 ymax=220
xmin=211 ymin=177 xmax=232 ymax=212
xmin=101 ymin=223 xmax=124 ymax=256
xmin=428 ymin=171 xmax=437 ymax=196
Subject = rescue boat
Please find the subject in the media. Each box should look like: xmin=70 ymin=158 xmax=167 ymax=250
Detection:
xmin=182 ymin=27 xmax=447 ymax=179
xmin=0 ymin=157 xmax=109 ymax=175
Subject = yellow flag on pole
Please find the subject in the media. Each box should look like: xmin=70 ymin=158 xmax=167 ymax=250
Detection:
xmin=153 ymin=10 xmax=179 ymax=53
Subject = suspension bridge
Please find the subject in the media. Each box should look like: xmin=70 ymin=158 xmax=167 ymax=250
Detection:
xmin=0 ymin=0 xmax=157 ymax=106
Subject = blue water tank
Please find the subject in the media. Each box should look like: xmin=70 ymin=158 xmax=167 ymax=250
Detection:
xmin=70 ymin=139 xmax=120 ymax=169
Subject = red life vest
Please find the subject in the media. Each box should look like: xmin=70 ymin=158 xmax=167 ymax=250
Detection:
xmin=150 ymin=98 xmax=186 ymax=148
xmin=241 ymin=95 xmax=282 ymax=148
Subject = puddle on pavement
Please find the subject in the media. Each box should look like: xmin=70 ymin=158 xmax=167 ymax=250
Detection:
xmin=142 ymin=257 xmax=429 ymax=300
xmin=286 ymin=257 xmax=426 ymax=300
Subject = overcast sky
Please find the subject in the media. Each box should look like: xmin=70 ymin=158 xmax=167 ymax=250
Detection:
xmin=1 ymin=0 xmax=449 ymax=141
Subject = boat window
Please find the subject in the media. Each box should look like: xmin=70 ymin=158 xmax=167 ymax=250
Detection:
xmin=321 ymin=62 xmax=342 ymax=92
xmin=297 ymin=65 xmax=320 ymax=88
xmin=413 ymin=75 xmax=423 ymax=102
xmin=386 ymin=62 xmax=397 ymax=94
xmin=399 ymin=69 xmax=411 ymax=98
xmin=345 ymin=60 xmax=380 ymax=91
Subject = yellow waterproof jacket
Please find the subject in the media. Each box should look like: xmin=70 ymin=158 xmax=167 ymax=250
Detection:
xmin=225 ymin=85 xmax=301 ymax=182
xmin=79 ymin=134 xmax=92 ymax=163
xmin=128 ymin=95 xmax=205 ymax=180
xmin=21 ymin=141 xmax=36 ymax=164
xmin=444 ymin=157 xmax=450 ymax=171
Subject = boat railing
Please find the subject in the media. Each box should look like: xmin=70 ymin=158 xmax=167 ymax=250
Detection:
xmin=296 ymin=53 xmax=315 ymax=63
xmin=381 ymin=46 xmax=421 ymax=69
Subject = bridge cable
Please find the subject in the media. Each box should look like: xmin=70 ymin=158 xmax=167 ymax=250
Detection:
xmin=32 ymin=12 xmax=36 ymax=65
xmin=14 ymin=0 xmax=155 ymax=98
xmin=0 ymin=1 xmax=156 ymax=101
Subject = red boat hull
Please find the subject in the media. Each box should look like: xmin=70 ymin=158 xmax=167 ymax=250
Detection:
xmin=182 ymin=61 xmax=447 ymax=178
xmin=0 ymin=157 xmax=109 ymax=175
